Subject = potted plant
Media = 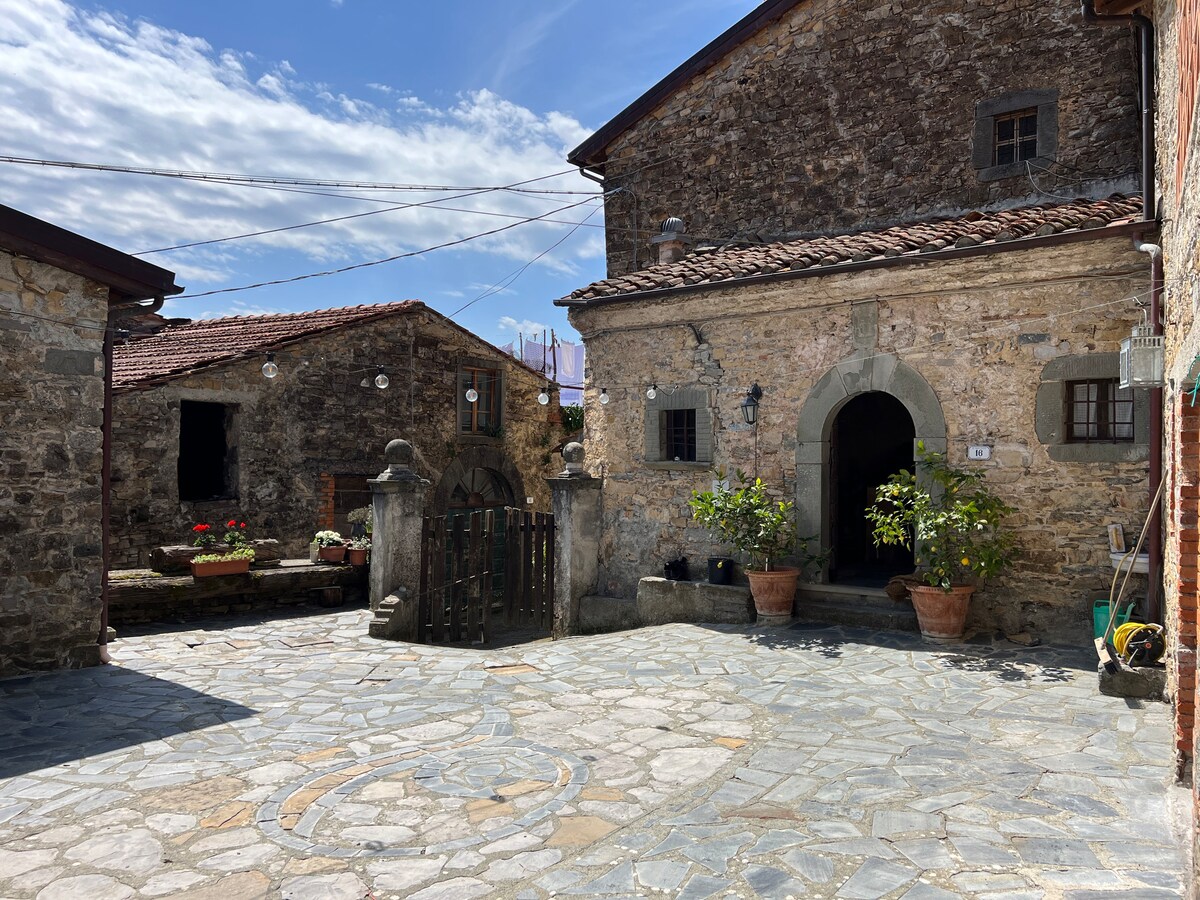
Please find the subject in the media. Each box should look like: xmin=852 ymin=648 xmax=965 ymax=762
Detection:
xmin=689 ymin=472 xmax=818 ymax=620
xmin=346 ymin=536 xmax=370 ymax=566
xmin=865 ymin=443 xmax=1016 ymax=639
xmin=191 ymin=546 xmax=255 ymax=578
xmin=314 ymin=530 xmax=346 ymax=563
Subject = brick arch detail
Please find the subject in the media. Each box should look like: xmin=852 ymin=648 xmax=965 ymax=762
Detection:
xmin=428 ymin=446 xmax=526 ymax=515
xmin=795 ymin=354 xmax=946 ymax=583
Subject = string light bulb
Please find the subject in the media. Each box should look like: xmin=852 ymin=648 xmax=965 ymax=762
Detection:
xmin=261 ymin=352 xmax=279 ymax=379
xmin=599 ymin=387 xmax=610 ymax=405
xmin=374 ymin=366 xmax=389 ymax=390
xmin=646 ymin=383 xmax=658 ymax=400
xmin=537 ymin=386 xmax=550 ymax=406
xmin=465 ymin=382 xmax=479 ymax=403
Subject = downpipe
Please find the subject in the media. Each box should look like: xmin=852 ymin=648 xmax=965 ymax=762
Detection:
xmin=99 ymin=296 xmax=164 ymax=661
xmin=1136 ymin=240 xmax=1165 ymax=626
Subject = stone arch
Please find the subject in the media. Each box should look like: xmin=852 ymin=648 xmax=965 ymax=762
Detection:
xmin=795 ymin=353 xmax=946 ymax=582
xmin=427 ymin=446 xmax=525 ymax=515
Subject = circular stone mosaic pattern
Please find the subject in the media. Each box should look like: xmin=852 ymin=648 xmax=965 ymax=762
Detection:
xmin=257 ymin=703 xmax=588 ymax=859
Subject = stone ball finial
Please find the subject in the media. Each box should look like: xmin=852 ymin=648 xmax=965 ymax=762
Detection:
xmin=561 ymin=441 xmax=585 ymax=476
xmin=385 ymin=439 xmax=414 ymax=468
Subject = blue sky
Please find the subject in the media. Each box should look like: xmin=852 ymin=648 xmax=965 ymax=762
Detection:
xmin=0 ymin=0 xmax=757 ymax=345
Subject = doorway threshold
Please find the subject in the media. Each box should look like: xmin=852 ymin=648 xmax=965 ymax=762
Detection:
xmin=796 ymin=583 xmax=919 ymax=632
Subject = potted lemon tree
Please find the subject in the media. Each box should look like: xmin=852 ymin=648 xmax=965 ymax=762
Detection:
xmin=865 ymin=443 xmax=1016 ymax=639
xmin=689 ymin=472 xmax=819 ymax=621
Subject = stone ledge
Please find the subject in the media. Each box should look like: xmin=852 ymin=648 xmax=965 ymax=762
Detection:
xmin=108 ymin=560 xmax=367 ymax=626
xmin=636 ymin=577 xmax=754 ymax=627
xmin=1097 ymin=658 xmax=1167 ymax=701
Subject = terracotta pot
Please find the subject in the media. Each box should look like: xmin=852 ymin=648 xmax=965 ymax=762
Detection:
xmin=318 ymin=544 xmax=346 ymax=564
xmin=908 ymin=583 xmax=974 ymax=639
xmin=745 ymin=566 xmax=800 ymax=618
xmin=190 ymin=557 xmax=251 ymax=578
xmin=347 ymin=547 xmax=368 ymax=566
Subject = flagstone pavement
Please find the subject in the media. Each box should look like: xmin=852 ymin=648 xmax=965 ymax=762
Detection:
xmin=0 ymin=607 xmax=1189 ymax=899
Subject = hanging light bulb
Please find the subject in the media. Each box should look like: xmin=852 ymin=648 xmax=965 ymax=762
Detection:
xmin=374 ymin=366 xmax=390 ymax=390
xmin=599 ymin=387 xmax=610 ymax=405
xmin=646 ymin=383 xmax=658 ymax=400
xmin=261 ymin=352 xmax=279 ymax=379
xmin=465 ymin=381 xmax=479 ymax=403
xmin=537 ymin=385 xmax=550 ymax=406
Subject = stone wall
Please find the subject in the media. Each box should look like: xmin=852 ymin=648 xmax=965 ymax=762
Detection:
xmin=568 ymin=237 xmax=1150 ymax=642
xmin=0 ymin=249 xmax=108 ymax=675
xmin=110 ymin=310 xmax=565 ymax=567
xmin=594 ymin=0 xmax=1140 ymax=275
xmin=1151 ymin=0 xmax=1200 ymax=883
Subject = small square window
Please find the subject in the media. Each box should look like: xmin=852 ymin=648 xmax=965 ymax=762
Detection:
xmin=994 ymin=108 xmax=1039 ymax=166
xmin=659 ymin=408 xmax=697 ymax=461
xmin=460 ymin=366 xmax=501 ymax=435
xmin=1066 ymin=379 xmax=1134 ymax=443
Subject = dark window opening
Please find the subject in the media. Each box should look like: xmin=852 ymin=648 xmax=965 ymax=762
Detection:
xmin=659 ymin=408 xmax=697 ymax=462
xmin=333 ymin=475 xmax=371 ymax=536
xmin=460 ymin=367 xmax=501 ymax=434
xmin=178 ymin=400 xmax=237 ymax=501
xmin=1067 ymin=379 xmax=1134 ymax=443
xmin=994 ymin=108 xmax=1039 ymax=166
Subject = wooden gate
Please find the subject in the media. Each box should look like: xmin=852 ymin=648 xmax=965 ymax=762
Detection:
xmin=417 ymin=507 xmax=554 ymax=645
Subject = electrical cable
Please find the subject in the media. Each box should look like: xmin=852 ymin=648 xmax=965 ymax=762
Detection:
xmin=0 ymin=155 xmax=600 ymax=195
xmin=173 ymin=195 xmax=601 ymax=300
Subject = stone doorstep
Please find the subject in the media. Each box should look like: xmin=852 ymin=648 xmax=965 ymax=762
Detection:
xmin=795 ymin=584 xmax=920 ymax=632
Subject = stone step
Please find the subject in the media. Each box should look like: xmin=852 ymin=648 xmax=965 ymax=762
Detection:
xmin=795 ymin=584 xmax=919 ymax=632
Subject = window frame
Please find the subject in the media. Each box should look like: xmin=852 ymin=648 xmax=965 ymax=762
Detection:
xmin=1035 ymin=353 xmax=1148 ymax=463
xmin=1065 ymin=378 xmax=1135 ymax=444
xmin=456 ymin=361 xmax=504 ymax=439
xmin=644 ymin=386 xmax=713 ymax=467
xmin=973 ymin=89 xmax=1059 ymax=182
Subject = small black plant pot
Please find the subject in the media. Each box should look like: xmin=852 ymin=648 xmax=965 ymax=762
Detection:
xmin=664 ymin=557 xmax=689 ymax=581
xmin=708 ymin=557 xmax=734 ymax=585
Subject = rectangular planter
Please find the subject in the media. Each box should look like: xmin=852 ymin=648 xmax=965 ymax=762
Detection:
xmin=191 ymin=558 xmax=252 ymax=578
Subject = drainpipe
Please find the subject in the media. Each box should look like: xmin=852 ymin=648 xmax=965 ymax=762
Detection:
xmin=99 ymin=296 xmax=164 ymax=660
xmin=1080 ymin=1 xmax=1156 ymax=223
xmin=1081 ymin=2 xmax=1162 ymax=624
xmin=1137 ymin=240 xmax=1165 ymax=625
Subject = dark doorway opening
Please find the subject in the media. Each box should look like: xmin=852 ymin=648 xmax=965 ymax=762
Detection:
xmin=178 ymin=401 xmax=236 ymax=502
xmin=830 ymin=392 xmax=914 ymax=587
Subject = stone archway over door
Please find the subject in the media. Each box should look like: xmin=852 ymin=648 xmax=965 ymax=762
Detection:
xmin=795 ymin=354 xmax=946 ymax=584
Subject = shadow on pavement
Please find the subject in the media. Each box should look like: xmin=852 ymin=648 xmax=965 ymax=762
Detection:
xmin=0 ymin=665 xmax=255 ymax=779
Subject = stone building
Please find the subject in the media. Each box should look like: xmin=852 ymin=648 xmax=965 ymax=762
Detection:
xmin=1139 ymin=0 xmax=1200 ymax=886
xmin=556 ymin=0 xmax=1158 ymax=642
xmin=110 ymin=302 xmax=564 ymax=567
xmin=0 ymin=203 xmax=180 ymax=676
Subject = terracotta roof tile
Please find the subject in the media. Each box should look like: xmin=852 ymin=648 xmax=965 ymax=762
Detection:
xmin=560 ymin=195 xmax=1144 ymax=305
xmin=113 ymin=301 xmax=423 ymax=389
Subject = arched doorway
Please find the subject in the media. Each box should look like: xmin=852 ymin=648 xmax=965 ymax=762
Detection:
xmin=795 ymin=353 xmax=947 ymax=586
xmin=447 ymin=467 xmax=514 ymax=512
xmin=830 ymin=392 xmax=914 ymax=585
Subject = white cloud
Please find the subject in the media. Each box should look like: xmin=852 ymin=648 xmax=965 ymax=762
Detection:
xmin=0 ymin=0 xmax=603 ymax=291
xmin=498 ymin=315 xmax=550 ymax=337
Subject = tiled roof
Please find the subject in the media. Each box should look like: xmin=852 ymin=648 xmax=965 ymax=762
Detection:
xmin=113 ymin=301 xmax=423 ymax=389
xmin=559 ymin=195 xmax=1144 ymax=304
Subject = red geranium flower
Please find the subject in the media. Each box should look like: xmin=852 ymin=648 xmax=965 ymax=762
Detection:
xmin=227 ymin=519 xmax=237 ymax=527
xmin=239 ymin=522 xmax=247 ymax=528
xmin=193 ymin=524 xmax=211 ymax=532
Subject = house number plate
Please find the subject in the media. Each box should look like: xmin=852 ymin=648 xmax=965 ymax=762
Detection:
xmin=967 ymin=445 xmax=992 ymax=461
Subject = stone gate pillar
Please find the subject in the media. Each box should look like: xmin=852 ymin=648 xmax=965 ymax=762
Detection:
xmin=368 ymin=439 xmax=429 ymax=641
xmin=548 ymin=442 xmax=601 ymax=639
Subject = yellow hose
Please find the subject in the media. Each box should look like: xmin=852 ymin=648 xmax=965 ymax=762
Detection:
xmin=1112 ymin=621 xmax=1144 ymax=658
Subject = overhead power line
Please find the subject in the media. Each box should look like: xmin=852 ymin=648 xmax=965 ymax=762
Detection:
xmin=0 ymin=155 xmax=600 ymax=195
xmin=174 ymin=195 xmax=601 ymax=300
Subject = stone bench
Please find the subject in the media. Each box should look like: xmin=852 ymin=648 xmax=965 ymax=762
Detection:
xmin=107 ymin=559 xmax=366 ymax=626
